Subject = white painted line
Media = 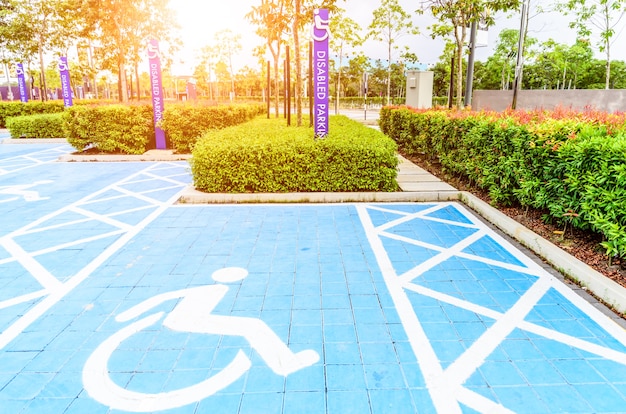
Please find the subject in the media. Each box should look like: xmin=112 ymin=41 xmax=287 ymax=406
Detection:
xmin=0 ymin=238 xmax=61 ymax=291
xmin=70 ymin=206 xmax=133 ymax=231
xmin=356 ymin=204 xmax=463 ymax=414
xmin=0 ymin=289 xmax=48 ymax=310
xmin=442 ymin=277 xmax=552 ymax=389
xmin=0 ymin=163 xmax=189 ymax=351
xmin=28 ymin=230 xmax=126 ymax=257
xmin=456 ymin=387 xmax=516 ymax=414
xmin=398 ymin=230 xmax=487 ymax=284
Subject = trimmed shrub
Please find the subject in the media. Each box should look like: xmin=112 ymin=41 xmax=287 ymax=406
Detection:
xmin=191 ymin=115 xmax=398 ymax=193
xmin=379 ymin=106 xmax=626 ymax=260
xmin=160 ymin=103 xmax=265 ymax=153
xmin=63 ymin=104 xmax=154 ymax=154
xmin=6 ymin=113 xmax=66 ymax=138
xmin=0 ymin=101 xmax=65 ymax=128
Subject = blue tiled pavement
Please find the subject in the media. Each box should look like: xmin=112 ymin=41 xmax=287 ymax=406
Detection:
xmin=1 ymin=143 xmax=626 ymax=413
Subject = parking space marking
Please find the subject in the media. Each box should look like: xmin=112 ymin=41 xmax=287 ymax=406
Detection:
xmin=357 ymin=202 xmax=626 ymax=414
xmin=0 ymin=145 xmax=71 ymax=176
xmin=0 ymin=162 xmax=191 ymax=351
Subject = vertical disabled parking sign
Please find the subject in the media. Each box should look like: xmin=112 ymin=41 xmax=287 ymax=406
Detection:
xmin=148 ymin=39 xmax=166 ymax=149
xmin=16 ymin=63 xmax=28 ymax=102
xmin=59 ymin=57 xmax=73 ymax=107
xmin=312 ymin=8 xmax=330 ymax=139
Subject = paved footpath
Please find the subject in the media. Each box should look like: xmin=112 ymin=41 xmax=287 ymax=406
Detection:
xmin=1 ymin=138 xmax=626 ymax=413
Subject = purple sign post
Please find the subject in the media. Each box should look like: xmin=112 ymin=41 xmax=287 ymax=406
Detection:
xmin=59 ymin=57 xmax=73 ymax=107
xmin=16 ymin=63 xmax=28 ymax=102
xmin=312 ymin=8 xmax=330 ymax=139
xmin=148 ymin=39 xmax=166 ymax=149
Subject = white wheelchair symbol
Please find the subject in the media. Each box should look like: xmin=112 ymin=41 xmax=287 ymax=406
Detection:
xmin=0 ymin=180 xmax=52 ymax=203
xmin=83 ymin=267 xmax=319 ymax=413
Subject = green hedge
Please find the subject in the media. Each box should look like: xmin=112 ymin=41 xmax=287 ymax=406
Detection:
xmin=0 ymin=101 xmax=65 ymax=128
xmin=380 ymin=106 xmax=626 ymax=260
xmin=191 ymin=116 xmax=398 ymax=193
xmin=160 ymin=103 xmax=265 ymax=153
xmin=6 ymin=113 xmax=66 ymax=138
xmin=63 ymin=104 xmax=154 ymax=154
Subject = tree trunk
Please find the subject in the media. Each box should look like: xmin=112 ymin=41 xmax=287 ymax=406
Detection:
xmin=336 ymin=43 xmax=343 ymax=115
xmin=134 ymin=63 xmax=140 ymax=100
xmin=456 ymin=41 xmax=463 ymax=108
xmin=293 ymin=0 xmax=302 ymax=126
xmin=455 ymin=25 xmax=466 ymax=108
xmin=38 ymin=41 xmax=47 ymax=101
xmin=605 ymin=47 xmax=611 ymax=90
xmin=386 ymin=38 xmax=392 ymax=106
xmin=119 ymin=57 xmax=128 ymax=103
xmin=274 ymin=56 xmax=280 ymax=117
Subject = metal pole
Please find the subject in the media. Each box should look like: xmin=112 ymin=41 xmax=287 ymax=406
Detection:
xmin=464 ymin=20 xmax=478 ymax=107
xmin=512 ymin=0 xmax=529 ymax=110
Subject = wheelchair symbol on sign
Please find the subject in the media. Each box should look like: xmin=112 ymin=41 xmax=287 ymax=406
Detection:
xmin=82 ymin=267 xmax=319 ymax=413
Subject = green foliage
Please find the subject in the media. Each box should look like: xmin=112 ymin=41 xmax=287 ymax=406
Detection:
xmin=0 ymin=101 xmax=65 ymax=128
xmin=380 ymin=105 xmax=626 ymax=260
xmin=6 ymin=113 xmax=65 ymax=138
xmin=191 ymin=116 xmax=398 ymax=193
xmin=62 ymin=105 xmax=154 ymax=154
xmin=160 ymin=103 xmax=265 ymax=153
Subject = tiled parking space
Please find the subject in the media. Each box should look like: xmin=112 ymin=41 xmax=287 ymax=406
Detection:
xmin=1 ymin=143 xmax=626 ymax=413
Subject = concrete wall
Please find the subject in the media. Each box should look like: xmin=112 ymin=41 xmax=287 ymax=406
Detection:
xmin=473 ymin=89 xmax=626 ymax=113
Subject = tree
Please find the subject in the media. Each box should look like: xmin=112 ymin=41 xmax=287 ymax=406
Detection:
xmin=247 ymin=1 xmax=291 ymax=117
xmin=330 ymin=10 xmax=363 ymax=113
xmin=214 ymin=29 xmax=242 ymax=101
xmin=423 ymin=0 xmax=521 ymax=107
xmin=83 ymin=0 xmax=178 ymax=102
xmin=555 ymin=0 xmax=626 ymax=89
xmin=2 ymin=0 xmax=83 ymax=101
xmin=367 ymin=0 xmax=418 ymax=106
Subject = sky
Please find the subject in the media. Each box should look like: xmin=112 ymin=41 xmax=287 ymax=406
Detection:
xmin=167 ymin=0 xmax=625 ymax=76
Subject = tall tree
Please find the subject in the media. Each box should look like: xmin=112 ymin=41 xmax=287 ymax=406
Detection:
xmin=214 ymin=29 xmax=242 ymax=101
xmin=247 ymin=0 xmax=291 ymax=117
xmin=3 ymin=0 xmax=82 ymax=100
xmin=84 ymin=0 xmax=177 ymax=102
xmin=330 ymin=9 xmax=363 ymax=114
xmin=367 ymin=0 xmax=418 ymax=106
xmin=555 ymin=0 xmax=626 ymax=89
xmin=423 ymin=0 xmax=521 ymax=107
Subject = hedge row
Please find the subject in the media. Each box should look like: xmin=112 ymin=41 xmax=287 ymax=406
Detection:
xmin=59 ymin=103 xmax=265 ymax=153
xmin=6 ymin=113 xmax=66 ymax=138
xmin=191 ymin=116 xmax=399 ymax=193
xmin=63 ymin=105 xmax=154 ymax=154
xmin=160 ymin=103 xmax=265 ymax=153
xmin=380 ymin=106 xmax=626 ymax=260
xmin=0 ymin=101 xmax=65 ymax=128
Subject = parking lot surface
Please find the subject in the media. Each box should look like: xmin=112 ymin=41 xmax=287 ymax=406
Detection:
xmin=1 ymin=141 xmax=626 ymax=413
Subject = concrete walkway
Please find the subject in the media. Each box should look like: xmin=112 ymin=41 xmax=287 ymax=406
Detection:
xmin=1 ymin=133 xmax=626 ymax=413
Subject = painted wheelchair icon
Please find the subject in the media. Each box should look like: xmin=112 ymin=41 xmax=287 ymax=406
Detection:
xmin=83 ymin=267 xmax=319 ymax=413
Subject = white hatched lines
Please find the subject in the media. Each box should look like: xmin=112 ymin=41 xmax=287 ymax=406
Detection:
xmin=0 ymin=162 xmax=190 ymax=350
xmin=357 ymin=202 xmax=626 ymax=414
xmin=0 ymin=145 xmax=71 ymax=176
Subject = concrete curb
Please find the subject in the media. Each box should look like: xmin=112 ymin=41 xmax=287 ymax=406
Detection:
xmin=460 ymin=191 xmax=626 ymax=315
xmin=179 ymin=186 xmax=460 ymax=204
xmin=1 ymin=138 xmax=68 ymax=144
xmin=59 ymin=150 xmax=192 ymax=162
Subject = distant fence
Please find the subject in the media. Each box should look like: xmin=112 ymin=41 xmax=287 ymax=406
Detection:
xmin=473 ymin=89 xmax=626 ymax=113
